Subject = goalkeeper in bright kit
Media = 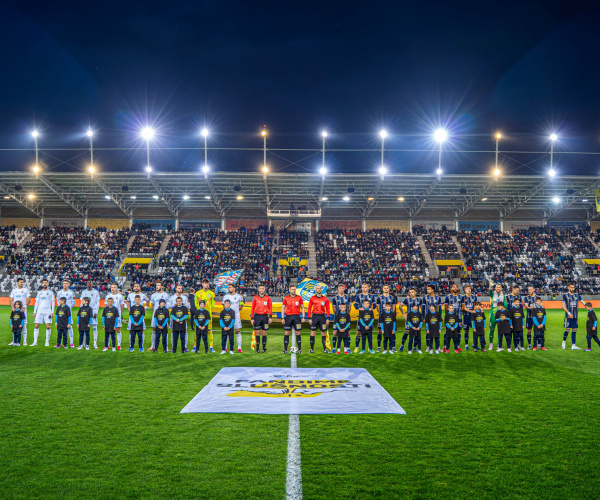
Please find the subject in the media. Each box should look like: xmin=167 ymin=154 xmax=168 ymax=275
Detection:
xmin=195 ymin=279 xmax=216 ymax=353
xmin=488 ymin=281 xmax=507 ymax=350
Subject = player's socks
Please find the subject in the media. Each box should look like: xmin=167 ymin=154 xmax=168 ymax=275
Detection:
xmin=401 ymin=332 xmax=408 ymax=346
xmin=93 ymin=326 xmax=98 ymax=344
xmin=284 ymin=336 xmax=290 ymax=351
xmin=117 ymin=331 xmax=122 ymax=347
xmin=262 ymin=336 xmax=267 ymax=350
xmin=310 ymin=337 xmax=315 ymax=350
xmin=296 ymin=334 xmax=302 ymax=350
xmin=321 ymin=336 xmax=326 ymax=350
xmin=563 ymin=330 xmax=569 ymax=341
xmin=46 ymin=329 xmax=52 ymax=345
xmin=527 ymin=332 xmax=532 ymax=348
xmin=68 ymin=326 xmax=74 ymax=345
xmin=571 ymin=331 xmax=577 ymax=344
xmin=355 ymin=335 xmax=360 ymax=348
xmin=377 ymin=333 xmax=382 ymax=348
xmin=23 ymin=331 xmax=27 ymax=345
xmin=236 ymin=332 xmax=242 ymax=348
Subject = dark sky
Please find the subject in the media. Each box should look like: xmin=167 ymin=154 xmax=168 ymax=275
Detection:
xmin=2 ymin=0 xmax=600 ymax=176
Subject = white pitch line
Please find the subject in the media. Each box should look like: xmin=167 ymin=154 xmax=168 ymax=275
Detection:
xmin=285 ymin=351 xmax=303 ymax=500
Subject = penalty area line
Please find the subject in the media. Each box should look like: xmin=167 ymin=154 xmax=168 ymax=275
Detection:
xmin=285 ymin=351 xmax=302 ymax=499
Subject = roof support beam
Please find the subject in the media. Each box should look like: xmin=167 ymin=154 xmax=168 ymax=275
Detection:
xmin=0 ymin=183 xmax=44 ymax=217
xmin=37 ymin=175 xmax=87 ymax=217
xmin=92 ymin=177 xmax=134 ymax=218
xmin=497 ymin=179 xmax=549 ymax=219
xmin=544 ymin=181 xmax=600 ymax=219
xmin=408 ymin=178 xmax=439 ymax=218
xmin=148 ymin=177 xmax=179 ymax=217
xmin=365 ymin=177 xmax=383 ymax=217
xmin=454 ymin=179 xmax=498 ymax=219
xmin=204 ymin=176 xmax=224 ymax=217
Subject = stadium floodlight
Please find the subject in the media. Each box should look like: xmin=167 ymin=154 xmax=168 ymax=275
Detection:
xmin=3 ymin=196 xmax=9 ymax=199
xmin=482 ymin=197 xmax=488 ymax=201
xmin=204 ymin=195 xmax=211 ymax=200
xmin=434 ymin=129 xmax=448 ymax=143
xmin=88 ymin=165 xmax=95 ymax=174
xmin=550 ymin=133 xmax=558 ymax=141
xmin=31 ymin=130 xmax=39 ymax=138
xmin=130 ymin=195 xmax=136 ymax=200
xmin=493 ymin=168 xmax=500 ymax=177
xmin=28 ymin=194 xmax=35 ymax=199
xmin=321 ymin=130 xmax=328 ymax=138
xmin=202 ymin=164 xmax=209 ymax=174
xmin=321 ymin=196 xmax=328 ymax=201
xmin=496 ymin=132 xmax=502 ymax=139
xmin=549 ymin=168 xmax=556 ymax=177
xmin=379 ymin=165 xmax=387 ymax=176
xmin=141 ymin=127 xmax=154 ymax=140
xmin=236 ymin=195 xmax=244 ymax=200
xmin=552 ymin=196 xmax=560 ymax=203
xmin=343 ymin=195 xmax=350 ymax=201
xmin=33 ymin=165 xmax=40 ymax=173
xmin=152 ymin=195 xmax=159 ymax=200
xmin=201 ymin=128 xmax=209 ymax=138
xmin=379 ymin=129 xmax=388 ymax=139
xmin=398 ymin=196 xmax=404 ymax=201
xmin=183 ymin=195 xmax=190 ymax=200
xmin=145 ymin=166 xmax=152 ymax=173
xmin=319 ymin=166 xmax=327 ymax=176
xmin=582 ymin=199 xmax=589 ymax=202
xmin=436 ymin=168 xmax=443 ymax=176
xmin=86 ymin=129 xmax=94 ymax=138
xmin=262 ymin=165 xmax=269 ymax=174
xmin=104 ymin=195 xmax=111 ymax=200
xmin=261 ymin=129 xmax=267 ymax=137
xmin=368 ymin=196 xmax=375 ymax=201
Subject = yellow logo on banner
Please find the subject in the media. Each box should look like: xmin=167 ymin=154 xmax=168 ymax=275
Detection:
xmin=288 ymin=256 xmax=301 ymax=266
xmin=227 ymin=379 xmax=348 ymax=398
xmin=595 ymin=190 xmax=600 ymax=213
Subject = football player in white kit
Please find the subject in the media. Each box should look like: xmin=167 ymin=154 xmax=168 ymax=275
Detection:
xmin=223 ymin=283 xmax=245 ymax=352
xmin=149 ymin=280 xmax=170 ymax=351
xmin=105 ymin=283 xmax=125 ymax=350
xmin=32 ymin=278 xmax=55 ymax=346
xmin=168 ymin=285 xmax=190 ymax=348
xmin=9 ymin=278 xmax=31 ymax=345
xmin=126 ymin=283 xmax=149 ymax=350
xmin=80 ymin=280 xmax=100 ymax=349
xmin=56 ymin=279 xmax=76 ymax=348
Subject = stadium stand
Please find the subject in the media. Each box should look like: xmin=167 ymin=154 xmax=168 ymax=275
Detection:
xmin=315 ymin=229 xmax=428 ymax=294
xmin=420 ymin=229 xmax=461 ymax=260
xmin=157 ymin=227 xmax=275 ymax=294
xmin=4 ymin=227 xmax=128 ymax=291
xmin=0 ymin=227 xmax=30 ymax=258
xmin=128 ymin=224 xmax=167 ymax=256
xmin=277 ymin=230 xmax=308 ymax=257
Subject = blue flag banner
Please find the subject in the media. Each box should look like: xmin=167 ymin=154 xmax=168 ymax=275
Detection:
xmin=296 ymin=279 xmax=329 ymax=302
xmin=214 ymin=269 xmax=243 ymax=293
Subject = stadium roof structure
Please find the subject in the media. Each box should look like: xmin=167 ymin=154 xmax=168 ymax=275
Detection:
xmin=0 ymin=171 xmax=599 ymax=221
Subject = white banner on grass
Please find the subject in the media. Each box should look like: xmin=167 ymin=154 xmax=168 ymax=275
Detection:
xmin=181 ymin=367 xmax=405 ymax=415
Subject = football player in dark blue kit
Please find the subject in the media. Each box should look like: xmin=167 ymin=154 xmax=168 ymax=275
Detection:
xmin=353 ymin=283 xmax=377 ymax=352
xmin=561 ymin=283 xmax=586 ymax=350
xmin=331 ymin=284 xmax=351 ymax=353
xmin=521 ymin=285 xmax=537 ymax=350
xmin=422 ymin=284 xmax=443 ymax=352
xmin=461 ymin=284 xmax=476 ymax=350
xmin=376 ymin=284 xmax=397 ymax=352
xmin=444 ymin=284 xmax=463 ymax=350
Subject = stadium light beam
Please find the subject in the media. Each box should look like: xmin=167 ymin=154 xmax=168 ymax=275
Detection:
xmin=434 ymin=129 xmax=447 ymax=178
xmin=549 ymin=133 xmax=558 ymax=178
xmin=321 ymin=131 xmax=328 ymax=173
xmin=201 ymin=128 xmax=209 ymax=176
xmin=494 ymin=132 xmax=502 ymax=178
xmin=379 ymin=165 xmax=387 ymax=179
xmin=31 ymin=130 xmax=39 ymax=169
xmin=141 ymin=127 xmax=154 ymax=176
xmin=87 ymin=128 xmax=95 ymax=175
xmin=380 ymin=130 xmax=387 ymax=173
xmin=552 ymin=196 xmax=560 ymax=203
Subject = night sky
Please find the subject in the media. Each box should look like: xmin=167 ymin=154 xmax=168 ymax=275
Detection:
xmin=2 ymin=0 xmax=600 ymax=176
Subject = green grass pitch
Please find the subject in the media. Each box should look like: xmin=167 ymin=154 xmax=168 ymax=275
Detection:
xmin=1 ymin=305 xmax=600 ymax=499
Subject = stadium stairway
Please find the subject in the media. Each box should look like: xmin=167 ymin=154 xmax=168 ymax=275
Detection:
xmin=586 ymin=235 xmax=600 ymax=253
xmin=307 ymin=238 xmax=316 ymax=274
xmin=270 ymin=232 xmax=278 ymax=277
xmin=559 ymin=240 xmax=589 ymax=278
xmin=451 ymin=235 xmax=466 ymax=262
xmin=157 ymin=234 xmax=172 ymax=258
xmin=416 ymin=235 xmax=439 ymax=278
xmin=126 ymin=234 xmax=136 ymax=252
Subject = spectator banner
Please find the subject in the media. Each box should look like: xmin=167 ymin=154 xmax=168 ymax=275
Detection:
xmin=319 ymin=220 xmax=362 ymax=230
xmin=181 ymin=367 xmax=405 ymax=415
xmin=296 ymin=279 xmax=328 ymax=301
xmin=279 ymin=257 xmax=307 ymax=266
xmin=505 ymin=221 xmax=542 ymax=231
xmin=214 ymin=269 xmax=243 ymax=293
xmin=179 ymin=219 xmax=221 ymax=229
xmin=458 ymin=220 xmax=500 ymax=231
xmin=133 ymin=218 xmax=175 ymax=230
xmin=436 ymin=259 xmax=466 ymax=269
xmin=546 ymin=220 xmax=586 ymax=229
xmin=225 ymin=219 xmax=268 ymax=230
xmin=413 ymin=221 xmax=454 ymax=231
xmin=43 ymin=218 xmax=84 ymax=228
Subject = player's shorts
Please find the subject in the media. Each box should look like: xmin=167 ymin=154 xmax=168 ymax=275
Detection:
xmin=564 ymin=316 xmax=578 ymax=329
xmin=284 ymin=314 xmax=302 ymax=331
xmin=310 ymin=314 xmax=328 ymax=332
xmin=462 ymin=314 xmax=472 ymax=328
xmin=526 ymin=317 xmax=534 ymax=330
xmin=253 ymin=314 xmax=270 ymax=330
xmin=34 ymin=311 xmax=53 ymax=325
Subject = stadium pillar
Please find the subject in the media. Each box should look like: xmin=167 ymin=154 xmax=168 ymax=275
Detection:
xmin=454 ymin=218 xmax=459 ymax=230
xmin=129 ymin=218 xmax=133 ymax=229
xmin=500 ymin=218 xmax=504 ymax=232
xmin=315 ymin=220 xmax=319 ymax=232
xmin=175 ymin=219 xmax=179 ymax=230
xmin=409 ymin=219 xmax=413 ymax=232
xmin=362 ymin=219 xmax=366 ymax=231
xmin=221 ymin=218 xmax=225 ymax=230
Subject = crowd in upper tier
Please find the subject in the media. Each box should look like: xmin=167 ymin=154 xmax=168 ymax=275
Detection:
xmin=1 ymin=223 xmax=600 ymax=296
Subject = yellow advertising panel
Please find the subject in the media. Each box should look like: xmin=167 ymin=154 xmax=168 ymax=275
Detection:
xmin=435 ymin=259 xmax=466 ymax=269
xmin=279 ymin=257 xmax=307 ymax=266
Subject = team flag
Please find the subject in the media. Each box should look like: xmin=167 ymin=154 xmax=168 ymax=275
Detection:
xmin=296 ymin=279 xmax=329 ymax=302
xmin=251 ymin=331 xmax=257 ymax=349
xmin=325 ymin=331 xmax=332 ymax=351
xmin=214 ymin=269 xmax=243 ymax=293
